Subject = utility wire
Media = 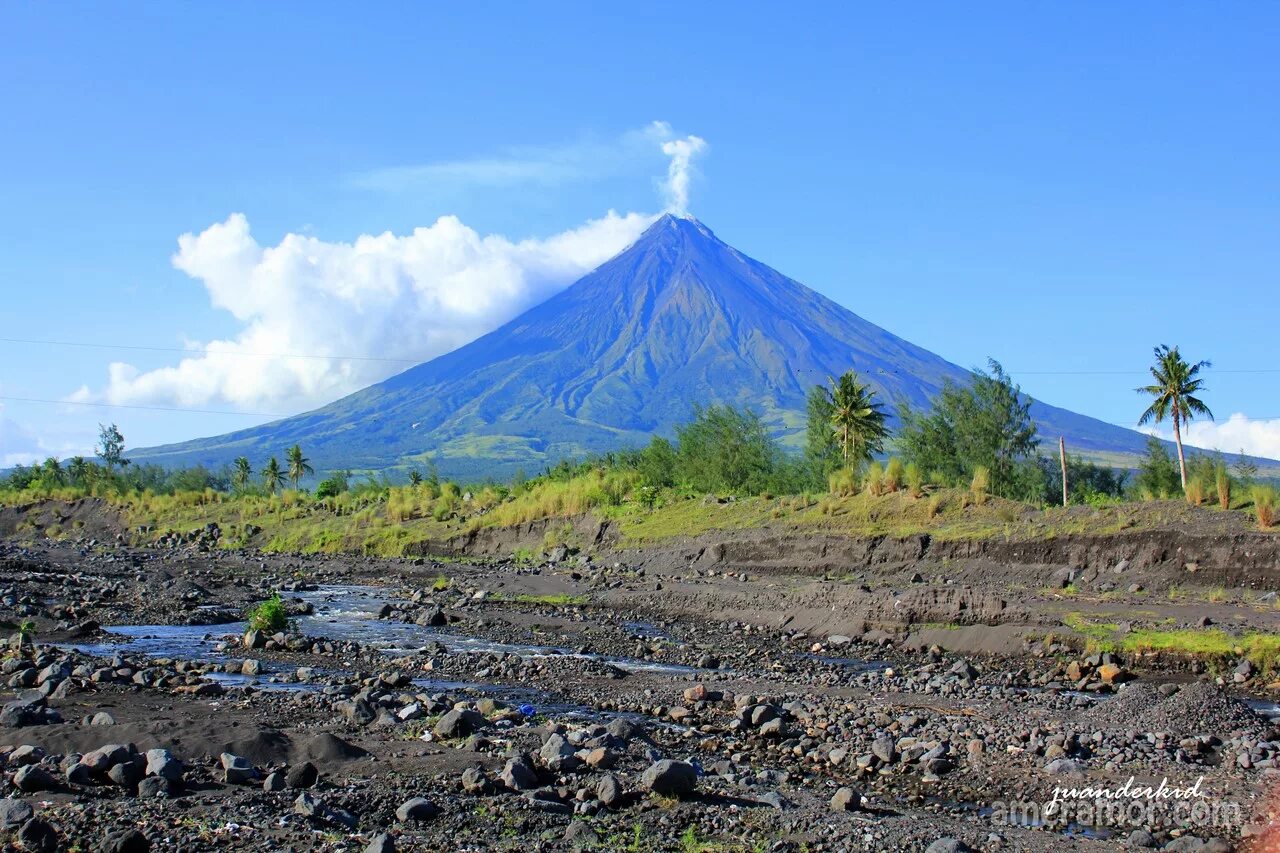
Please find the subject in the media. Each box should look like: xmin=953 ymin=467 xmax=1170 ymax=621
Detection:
xmin=0 ymin=337 xmax=420 ymax=364
xmin=3 ymin=336 xmax=1277 ymax=375
xmin=0 ymin=395 xmax=282 ymax=418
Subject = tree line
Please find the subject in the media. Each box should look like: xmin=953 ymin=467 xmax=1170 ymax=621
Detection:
xmin=3 ymin=345 xmax=1275 ymax=526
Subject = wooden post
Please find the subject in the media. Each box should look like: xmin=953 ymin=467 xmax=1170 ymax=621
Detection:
xmin=1059 ymin=437 xmax=1068 ymax=507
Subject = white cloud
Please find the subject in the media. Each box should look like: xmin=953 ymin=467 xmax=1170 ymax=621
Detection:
xmin=70 ymin=210 xmax=656 ymax=412
xmin=1148 ymin=413 xmax=1280 ymax=461
xmin=0 ymin=404 xmax=93 ymax=467
xmin=660 ymin=133 xmax=708 ymax=216
xmin=71 ymin=122 xmax=710 ymax=414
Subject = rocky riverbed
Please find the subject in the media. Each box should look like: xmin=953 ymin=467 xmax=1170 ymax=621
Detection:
xmin=1 ymin=531 xmax=1279 ymax=851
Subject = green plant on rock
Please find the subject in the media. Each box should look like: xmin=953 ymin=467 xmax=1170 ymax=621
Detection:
xmin=247 ymin=593 xmax=289 ymax=633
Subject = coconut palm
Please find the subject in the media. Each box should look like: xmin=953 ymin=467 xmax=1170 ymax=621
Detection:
xmin=67 ymin=456 xmax=90 ymax=487
xmin=262 ymin=457 xmax=285 ymax=495
xmin=826 ymin=370 xmax=889 ymax=467
xmin=286 ymin=444 xmax=314 ymax=491
xmin=41 ymin=457 xmax=65 ymax=486
xmin=1137 ymin=344 xmax=1213 ymax=490
xmin=232 ymin=456 xmax=252 ymax=492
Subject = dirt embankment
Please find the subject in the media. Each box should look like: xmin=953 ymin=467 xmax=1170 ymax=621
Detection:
xmin=656 ymin=528 xmax=1280 ymax=588
xmin=0 ymin=497 xmax=126 ymax=542
xmin=6 ymin=498 xmax=1278 ymax=595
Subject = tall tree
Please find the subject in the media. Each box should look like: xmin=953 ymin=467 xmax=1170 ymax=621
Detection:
xmin=262 ymin=457 xmax=285 ymax=495
xmin=67 ymin=456 xmax=90 ymax=487
xmin=286 ymin=444 xmax=314 ymax=491
xmin=898 ymin=360 xmax=1040 ymax=498
xmin=804 ymin=384 xmax=840 ymax=483
xmin=1136 ymin=345 xmax=1213 ymax=489
xmin=96 ymin=423 xmax=128 ymax=471
xmin=826 ymin=370 xmax=888 ymax=467
xmin=41 ymin=457 xmax=65 ymax=486
xmin=232 ymin=456 xmax=252 ymax=492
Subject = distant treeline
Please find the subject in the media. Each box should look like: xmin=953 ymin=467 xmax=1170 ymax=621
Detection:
xmin=3 ymin=352 xmax=1276 ymax=526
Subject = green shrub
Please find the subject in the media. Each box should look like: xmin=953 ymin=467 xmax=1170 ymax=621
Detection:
xmin=864 ymin=462 xmax=884 ymax=497
xmin=970 ymin=466 xmax=991 ymax=505
xmin=827 ymin=467 xmax=856 ymax=497
xmin=904 ymin=462 xmax=924 ymax=498
xmin=1254 ymin=485 xmax=1277 ymax=530
xmin=247 ymin=593 xmax=289 ymax=633
xmin=883 ymin=458 xmax=904 ymax=493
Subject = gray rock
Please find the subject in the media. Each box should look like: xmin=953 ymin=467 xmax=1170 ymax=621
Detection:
xmin=293 ymin=791 xmax=324 ymax=818
xmin=831 ymin=786 xmax=861 ymax=811
xmin=339 ymin=699 xmax=375 ymax=726
xmin=758 ymin=717 xmax=786 ymax=738
xmin=136 ymin=776 xmax=171 ymax=799
xmin=9 ymin=744 xmax=45 ymax=766
xmin=395 ymin=796 xmax=439 ymax=822
xmin=287 ymin=761 xmax=319 ymax=789
xmin=263 ymin=771 xmax=286 ymax=792
xmin=98 ymin=828 xmax=151 ymax=852
xmin=606 ymin=717 xmax=640 ymax=741
xmin=292 ymin=790 xmax=356 ymax=828
xmin=538 ymin=733 xmax=579 ymax=771
xmin=924 ymin=839 xmax=971 ymax=853
xmin=65 ymin=761 xmax=93 ymax=785
xmin=82 ymin=743 xmax=130 ymax=774
xmin=433 ymin=708 xmax=486 ymax=740
xmin=90 ymin=712 xmax=116 ymax=726
xmin=144 ymin=748 xmax=183 ymax=781
xmin=639 ymin=759 xmax=697 ymax=796
xmin=0 ymin=798 xmax=33 ymax=830
xmin=757 ymin=791 xmax=791 ymax=810
xmin=1044 ymin=758 xmax=1087 ymax=777
xmin=500 ymin=757 xmax=538 ymax=791
xmin=460 ymin=766 xmax=488 ymax=794
xmin=597 ymin=772 xmax=623 ymax=807
xmin=220 ymin=752 xmax=257 ymax=784
xmin=17 ymin=817 xmax=60 ymax=853
xmin=107 ymin=759 xmax=144 ymax=788
xmin=364 ymin=833 xmax=396 ymax=853
xmin=1126 ymin=829 xmax=1157 ymax=848
xmin=14 ymin=764 xmax=58 ymax=792
xmin=564 ymin=821 xmax=598 ymax=846
xmin=871 ymin=736 xmax=896 ymax=764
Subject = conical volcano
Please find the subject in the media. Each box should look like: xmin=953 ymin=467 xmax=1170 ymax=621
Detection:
xmin=134 ymin=214 xmax=1155 ymax=476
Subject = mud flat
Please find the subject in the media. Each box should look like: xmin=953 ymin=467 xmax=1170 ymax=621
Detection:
xmin=1 ymin=514 xmax=1279 ymax=850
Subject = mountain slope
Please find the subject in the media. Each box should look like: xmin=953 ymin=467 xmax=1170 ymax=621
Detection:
xmin=133 ymin=214 xmax=1168 ymax=477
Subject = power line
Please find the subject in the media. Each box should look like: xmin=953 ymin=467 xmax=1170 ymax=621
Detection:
xmin=4 ymin=337 xmax=1277 ymax=375
xmin=0 ymin=337 xmax=421 ymax=364
xmin=0 ymin=395 xmax=283 ymax=418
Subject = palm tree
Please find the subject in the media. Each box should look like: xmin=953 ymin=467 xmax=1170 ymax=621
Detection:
xmin=67 ymin=456 xmax=89 ymax=487
xmin=1137 ymin=344 xmax=1213 ymax=490
xmin=827 ymin=370 xmax=889 ymax=467
xmin=286 ymin=445 xmax=313 ymax=491
xmin=41 ymin=457 xmax=65 ymax=486
xmin=232 ymin=457 xmax=252 ymax=492
xmin=262 ymin=457 xmax=285 ymax=495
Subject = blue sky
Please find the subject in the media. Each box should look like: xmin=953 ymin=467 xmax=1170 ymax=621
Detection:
xmin=2 ymin=2 xmax=1278 ymax=464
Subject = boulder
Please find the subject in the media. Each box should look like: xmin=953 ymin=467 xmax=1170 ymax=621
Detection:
xmin=831 ymin=786 xmax=861 ymax=811
xmin=639 ymin=759 xmax=697 ymax=796
xmin=395 ymin=796 xmax=439 ymax=822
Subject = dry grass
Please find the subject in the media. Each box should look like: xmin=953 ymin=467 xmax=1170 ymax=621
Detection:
xmin=969 ymin=466 xmax=990 ymax=506
xmin=1254 ymin=485 xmax=1277 ymax=531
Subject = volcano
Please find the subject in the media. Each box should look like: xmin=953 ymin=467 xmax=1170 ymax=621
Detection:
xmin=133 ymin=214 xmax=1158 ymax=477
